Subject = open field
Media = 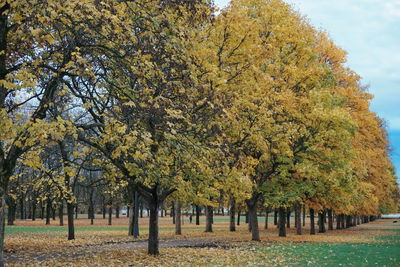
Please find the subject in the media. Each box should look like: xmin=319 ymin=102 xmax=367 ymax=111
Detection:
xmin=4 ymin=216 xmax=400 ymax=266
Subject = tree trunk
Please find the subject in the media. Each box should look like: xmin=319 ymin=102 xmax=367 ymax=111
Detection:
xmin=59 ymin=201 xmax=64 ymax=226
xmin=40 ymin=201 xmax=44 ymax=220
xmin=327 ymin=209 xmax=333 ymax=230
xmin=286 ymin=207 xmax=291 ymax=228
xmin=302 ymin=205 xmax=306 ymax=227
xmin=115 ymin=205 xmax=120 ymax=219
xmin=237 ymin=210 xmax=241 ymax=225
xmin=52 ymin=204 xmax=56 ymax=221
xmin=318 ymin=211 xmax=326 ymax=233
xmin=19 ymin=197 xmax=24 ymax=220
xmin=195 ymin=205 xmax=200 ymax=225
xmin=229 ymin=197 xmax=236 ymax=232
xmin=129 ymin=189 xmax=140 ymax=238
xmin=0 ymin=191 xmax=6 ymax=267
xmin=245 ymin=211 xmax=249 ymax=224
xmin=31 ymin=200 xmax=36 ymax=221
xmin=309 ymin=208 xmax=315 ymax=235
xmin=264 ymin=208 xmax=269 ymax=229
xmin=108 ymin=204 xmax=112 ymax=225
xmin=67 ymin=202 xmax=75 ymax=240
xmin=148 ymin=197 xmax=160 ymax=255
xmin=6 ymin=196 xmax=16 ymax=226
xmin=102 ymin=201 xmax=106 ymax=219
xmin=175 ymin=200 xmax=181 ymax=235
xmin=205 ymin=206 xmax=213 ymax=232
xmin=246 ymin=197 xmax=260 ymax=241
xmin=274 ymin=209 xmax=278 ymax=226
xmin=171 ymin=203 xmax=175 ymax=224
xmin=46 ymin=199 xmax=51 ymax=225
xmin=295 ymin=203 xmax=301 ymax=235
xmin=336 ymin=215 xmax=341 ymax=229
xmin=75 ymin=204 xmax=78 ymax=219
xmin=278 ymin=207 xmax=286 ymax=237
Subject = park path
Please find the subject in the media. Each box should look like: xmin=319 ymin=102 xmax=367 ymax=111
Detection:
xmin=4 ymin=237 xmax=228 ymax=263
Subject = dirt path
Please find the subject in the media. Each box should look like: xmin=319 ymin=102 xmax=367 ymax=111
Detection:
xmin=5 ymin=237 xmax=228 ymax=263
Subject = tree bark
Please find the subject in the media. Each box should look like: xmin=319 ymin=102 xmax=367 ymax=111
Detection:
xmin=302 ymin=205 xmax=306 ymax=227
xmin=295 ymin=203 xmax=301 ymax=235
xmin=115 ymin=205 xmax=120 ymax=219
xmin=108 ymin=204 xmax=112 ymax=225
xmin=264 ymin=208 xmax=269 ymax=229
xmin=336 ymin=215 xmax=341 ymax=229
xmin=59 ymin=201 xmax=64 ymax=226
xmin=237 ymin=209 xmax=241 ymax=225
xmin=67 ymin=202 xmax=75 ymax=240
xmin=327 ymin=209 xmax=333 ymax=230
xmin=278 ymin=207 xmax=286 ymax=237
xmin=205 ymin=206 xmax=213 ymax=232
xmin=195 ymin=205 xmax=200 ymax=225
xmin=310 ymin=208 xmax=315 ymax=235
xmin=148 ymin=196 xmax=160 ymax=255
xmin=246 ymin=196 xmax=260 ymax=241
xmin=274 ymin=209 xmax=278 ymax=226
xmin=318 ymin=211 xmax=326 ymax=233
xmin=229 ymin=197 xmax=236 ymax=232
xmin=0 ymin=192 xmax=6 ymax=267
xmin=175 ymin=200 xmax=181 ymax=235
xmin=129 ymin=189 xmax=140 ymax=238
xmin=46 ymin=199 xmax=51 ymax=225
xmin=286 ymin=207 xmax=291 ymax=228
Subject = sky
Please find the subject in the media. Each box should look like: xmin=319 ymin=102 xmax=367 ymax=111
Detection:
xmin=215 ymin=0 xmax=400 ymax=180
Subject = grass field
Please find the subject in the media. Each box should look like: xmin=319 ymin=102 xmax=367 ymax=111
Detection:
xmin=4 ymin=215 xmax=400 ymax=266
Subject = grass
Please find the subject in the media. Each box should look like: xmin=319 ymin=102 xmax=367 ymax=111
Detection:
xmin=4 ymin=216 xmax=400 ymax=266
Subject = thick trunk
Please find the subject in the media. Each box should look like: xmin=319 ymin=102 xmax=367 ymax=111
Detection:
xmin=278 ymin=207 xmax=286 ymax=237
xmin=129 ymin=190 xmax=140 ymax=238
xmin=245 ymin=212 xmax=249 ymax=224
xmin=327 ymin=209 xmax=333 ymax=230
xmin=148 ymin=197 xmax=160 ymax=255
xmin=6 ymin=196 xmax=16 ymax=226
xmin=195 ymin=205 xmax=200 ymax=225
xmin=229 ymin=197 xmax=236 ymax=232
xmin=205 ymin=206 xmax=213 ymax=232
xmin=295 ymin=203 xmax=301 ymax=235
xmin=309 ymin=208 xmax=315 ymax=235
xmin=246 ymin=198 xmax=260 ymax=241
xmin=175 ymin=200 xmax=181 ymax=235
xmin=67 ymin=202 xmax=75 ymax=240
xmin=59 ymin=201 xmax=64 ymax=226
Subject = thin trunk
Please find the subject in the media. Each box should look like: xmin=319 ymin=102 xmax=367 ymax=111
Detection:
xmin=19 ymin=197 xmax=24 ymax=220
xmin=245 ymin=211 xmax=249 ymax=224
xmin=318 ymin=212 xmax=325 ymax=233
xmin=295 ymin=203 xmax=301 ymax=235
xmin=102 ymin=200 xmax=106 ymax=219
xmin=237 ymin=210 xmax=241 ymax=226
xmin=108 ymin=204 xmax=112 ymax=225
xmin=46 ymin=199 xmax=51 ymax=225
xmin=278 ymin=207 xmax=286 ymax=237
xmin=310 ymin=208 xmax=315 ymax=235
xmin=205 ymin=206 xmax=213 ymax=232
xmin=327 ymin=209 xmax=333 ymax=230
xmin=59 ymin=201 xmax=64 ymax=226
xmin=302 ymin=205 xmax=306 ymax=227
xmin=274 ymin=209 xmax=278 ymax=226
xmin=31 ymin=200 xmax=36 ymax=221
xmin=336 ymin=215 xmax=341 ymax=229
xmin=171 ymin=203 xmax=175 ymax=224
xmin=175 ymin=200 xmax=181 ymax=235
xmin=67 ymin=202 xmax=75 ymax=240
xmin=52 ymin=204 xmax=56 ymax=221
xmin=229 ymin=197 xmax=236 ymax=232
xmin=264 ymin=208 xmax=269 ymax=229
xmin=0 ymin=192 xmax=6 ymax=267
xmin=195 ymin=205 xmax=200 ymax=225
xmin=115 ymin=205 xmax=120 ymax=219
xmin=40 ymin=201 xmax=44 ymax=220
xmin=286 ymin=207 xmax=291 ymax=228
xmin=75 ymin=204 xmax=78 ymax=219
